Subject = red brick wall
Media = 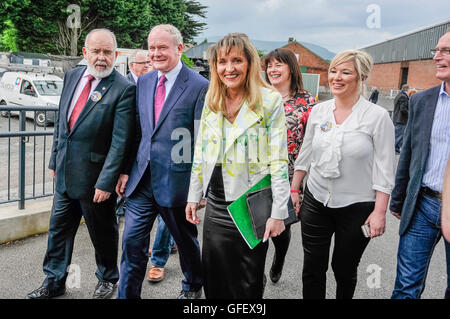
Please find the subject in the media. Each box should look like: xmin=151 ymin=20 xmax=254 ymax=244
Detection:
xmin=367 ymin=60 xmax=441 ymax=93
xmin=367 ymin=62 xmax=402 ymax=94
xmin=283 ymin=42 xmax=330 ymax=87
xmin=408 ymin=60 xmax=441 ymax=90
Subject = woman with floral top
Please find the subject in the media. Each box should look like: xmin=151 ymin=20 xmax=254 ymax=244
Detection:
xmin=263 ymin=48 xmax=316 ymax=284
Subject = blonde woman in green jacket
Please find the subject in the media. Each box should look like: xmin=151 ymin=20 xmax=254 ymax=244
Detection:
xmin=185 ymin=33 xmax=290 ymax=299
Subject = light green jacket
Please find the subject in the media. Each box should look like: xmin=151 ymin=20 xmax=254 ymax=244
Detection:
xmin=187 ymin=87 xmax=290 ymax=219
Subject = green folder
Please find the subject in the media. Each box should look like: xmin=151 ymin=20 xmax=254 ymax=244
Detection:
xmin=226 ymin=174 xmax=272 ymax=249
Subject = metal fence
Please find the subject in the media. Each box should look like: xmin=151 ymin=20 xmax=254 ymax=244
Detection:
xmin=0 ymin=105 xmax=58 ymax=209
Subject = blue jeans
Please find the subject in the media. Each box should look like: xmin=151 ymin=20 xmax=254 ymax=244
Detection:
xmin=392 ymin=193 xmax=450 ymax=299
xmin=394 ymin=123 xmax=406 ymax=154
xmin=150 ymin=215 xmax=176 ymax=267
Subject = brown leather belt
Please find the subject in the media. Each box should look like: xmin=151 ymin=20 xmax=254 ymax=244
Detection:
xmin=420 ymin=187 xmax=442 ymax=201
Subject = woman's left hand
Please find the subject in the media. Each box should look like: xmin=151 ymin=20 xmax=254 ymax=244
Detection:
xmin=263 ymin=218 xmax=285 ymax=242
xmin=364 ymin=210 xmax=386 ymax=238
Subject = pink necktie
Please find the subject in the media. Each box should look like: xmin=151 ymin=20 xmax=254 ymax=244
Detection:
xmin=154 ymin=75 xmax=167 ymax=125
xmin=69 ymin=75 xmax=95 ymax=130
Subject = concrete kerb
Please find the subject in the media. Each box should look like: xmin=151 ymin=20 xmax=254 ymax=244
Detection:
xmin=0 ymin=198 xmax=53 ymax=244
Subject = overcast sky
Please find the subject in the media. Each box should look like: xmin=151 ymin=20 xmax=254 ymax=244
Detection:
xmin=195 ymin=0 xmax=449 ymax=53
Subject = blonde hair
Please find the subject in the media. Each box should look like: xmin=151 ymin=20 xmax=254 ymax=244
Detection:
xmin=329 ymin=49 xmax=373 ymax=96
xmin=206 ymin=33 xmax=271 ymax=113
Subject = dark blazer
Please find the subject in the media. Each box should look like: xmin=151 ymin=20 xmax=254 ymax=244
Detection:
xmin=49 ymin=66 xmax=136 ymax=199
xmin=389 ymin=85 xmax=441 ymax=235
xmin=126 ymin=72 xmax=136 ymax=84
xmin=125 ymin=62 xmax=208 ymax=207
xmin=393 ymin=91 xmax=409 ymax=124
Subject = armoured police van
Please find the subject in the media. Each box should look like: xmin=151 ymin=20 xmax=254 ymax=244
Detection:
xmin=0 ymin=64 xmax=63 ymax=126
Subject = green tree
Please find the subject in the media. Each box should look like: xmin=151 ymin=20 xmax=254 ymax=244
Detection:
xmin=181 ymin=53 xmax=194 ymax=68
xmin=182 ymin=0 xmax=207 ymax=43
xmin=0 ymin=19 xmax=18 ymax=51
xmin=0 ymin=0 xmax=208 ymax=55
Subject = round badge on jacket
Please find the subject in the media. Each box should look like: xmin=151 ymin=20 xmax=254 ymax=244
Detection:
xmin=90 ymin=91 xmax=102 ymax=102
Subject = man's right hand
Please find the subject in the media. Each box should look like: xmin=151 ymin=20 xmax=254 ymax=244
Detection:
xmin=115 ymin=174 xmax=129 ymax=198
xmin=50 ymin=170 xmax=55 ymax=178
xmin=391 ymin=211 xmax=401 ymax=220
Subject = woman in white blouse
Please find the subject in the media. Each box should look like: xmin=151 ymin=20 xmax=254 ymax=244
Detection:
xmin=290 ymin=50 xmax=395 ymax=299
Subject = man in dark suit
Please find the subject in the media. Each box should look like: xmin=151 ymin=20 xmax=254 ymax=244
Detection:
xmin=126 ymin=50 xmax=152 ymax=84
xmin=26 ymin=29 xmax=136 ymax=299
xmin=369 ymin=86 xmax=379 ymax=104
xmin=116 ymin=24 xmax=208 ymax=299
xmin=390 ymin=31 xmax=450 ymax=299
xmin=393 ymin=84 xmax=410 ymax=154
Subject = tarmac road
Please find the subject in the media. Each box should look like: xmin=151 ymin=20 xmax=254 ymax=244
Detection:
xmin=0 ymin=201 xmax=448 ymax=300
xmin=0 ymin=93 xmax=448 ymax=301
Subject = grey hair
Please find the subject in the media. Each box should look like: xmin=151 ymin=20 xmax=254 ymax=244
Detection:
xmin=131 ymin=50 xmax=148 ymax=62
xmin=149 ymin=24 xmax=183 ymax=46
xmin=84 ymin=28 xmax=117 ymax=50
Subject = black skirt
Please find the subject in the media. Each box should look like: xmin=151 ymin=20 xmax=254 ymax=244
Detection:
xmin=202 ymin=165 xmax=268 ymax=299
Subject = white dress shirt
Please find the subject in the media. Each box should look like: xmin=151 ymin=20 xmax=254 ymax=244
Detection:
xmin=130 ymin=71 xmax=138 ymax=84
xmin=157 ymin=60 xmax=182 ymax=100
xmin=294 ymin=97 xmax=396 ymax=208
xmin=67 ymin=69 xmax=101 ymax=121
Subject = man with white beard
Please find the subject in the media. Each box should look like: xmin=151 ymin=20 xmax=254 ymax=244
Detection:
xmin=26 ymin=29 xmax=136 ymax=299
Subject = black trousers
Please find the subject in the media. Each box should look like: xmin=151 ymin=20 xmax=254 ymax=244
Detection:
xmin=42 ymin=190 xmax=119 ymax=291
xmin=300 ymin=186 xmax=374 ymax=299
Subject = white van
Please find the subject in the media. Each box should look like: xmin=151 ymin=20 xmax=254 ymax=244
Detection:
xmin=0 ymin=70 xmax=63 ymax=126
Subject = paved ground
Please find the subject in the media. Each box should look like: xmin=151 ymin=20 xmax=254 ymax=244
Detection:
xmin=1 ymin=93 xmax=448 ymax=301
xmin=0 ymin=200 xmax=448 ymax=300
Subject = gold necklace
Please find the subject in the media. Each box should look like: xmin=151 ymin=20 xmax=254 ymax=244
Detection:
xmin=224 ymin=95 xmax=243 ymax=119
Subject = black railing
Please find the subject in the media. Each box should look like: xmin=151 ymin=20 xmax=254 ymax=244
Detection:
xmin=0 ymin=105 xmax=58 ymax=209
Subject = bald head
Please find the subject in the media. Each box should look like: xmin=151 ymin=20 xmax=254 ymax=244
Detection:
xmin=129 ymin=50 xmax=152 ymax=76
xmin=434 ymin=32 xmax=450 ymax=87
xmin=85 ymin=29 xmax=117 ymax=50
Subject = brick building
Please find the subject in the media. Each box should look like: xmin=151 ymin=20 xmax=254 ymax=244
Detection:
xmin=361 ymin=19 xmax=450 ymax=95
xmin=278 ymin=39 xmax=331 ymax=87
xmin=185 ymin=38 xmax=335 ymax=89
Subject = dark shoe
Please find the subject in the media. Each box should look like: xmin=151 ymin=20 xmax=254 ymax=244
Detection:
xmin=177 ymin=289 xmax=202 ymax=299
xmin=170 ymin=245 xmax=178 ymax=254
xmin=25 ymin=285 xmax=65 ymax=299
xmin=269 ymin=256 xmax=284 ymax=283
xmin=92 ymin=281 xmax=116 ymax=299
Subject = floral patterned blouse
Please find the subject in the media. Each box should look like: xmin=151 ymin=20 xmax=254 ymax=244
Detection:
xmin=285 ymin=90 xmax=316 ymax=179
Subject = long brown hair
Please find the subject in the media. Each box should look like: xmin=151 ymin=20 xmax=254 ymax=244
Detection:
xmin=263 ymin=48 xmax=304 ymax=95
xmin=206 ymin=33 xmax=272 ymax=113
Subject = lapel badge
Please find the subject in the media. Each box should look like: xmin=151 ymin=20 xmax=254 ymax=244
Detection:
xmin=320 ymin=121 xmax=333 ymax=132
xmin=90 ymin=91 xmax=102 ymax=102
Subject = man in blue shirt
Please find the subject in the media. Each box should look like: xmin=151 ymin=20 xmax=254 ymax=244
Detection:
xmin=390 ymin=31 xmax=450 ymax=299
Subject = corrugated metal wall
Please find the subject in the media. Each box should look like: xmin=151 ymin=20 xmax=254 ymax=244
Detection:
xmin=362 ymin=20 xmax=450 ymax=64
